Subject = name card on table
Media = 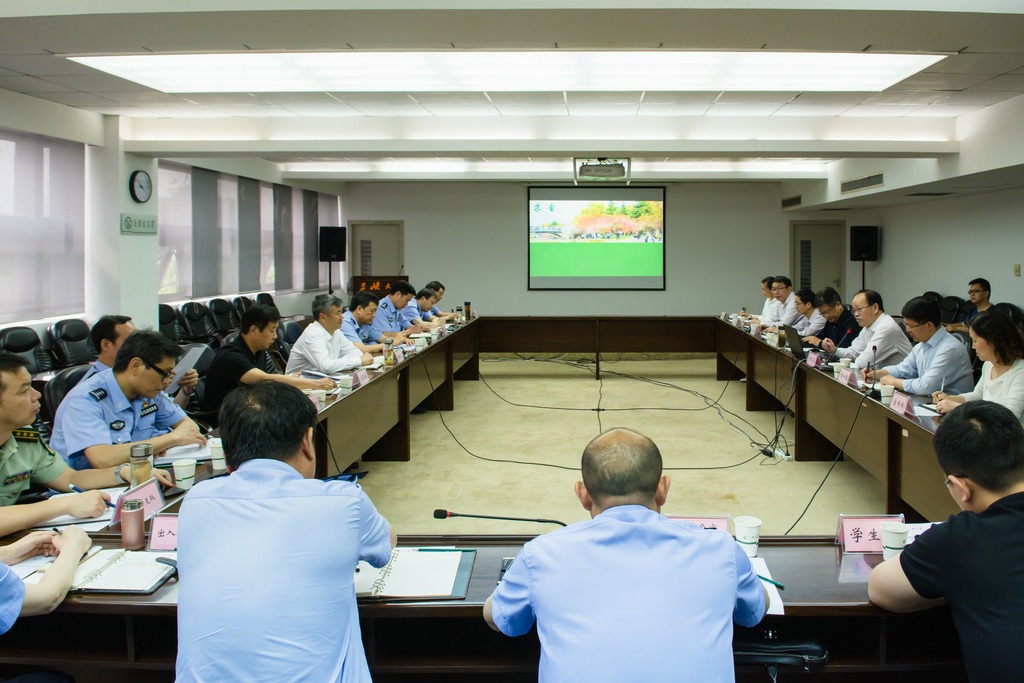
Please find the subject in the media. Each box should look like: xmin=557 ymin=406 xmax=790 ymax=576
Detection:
xmin=352 ymin=369 xmax=370 ymax=390
xmin=147 ymin=513 xmax=179 ymax=551
xmin=806 ymin=352 xmax=822 ymax=368
xmin=472 ymin=311 xmax=479 ymax=320
xmin=889 ymin=391 xmax=916 ymax=418
xmin=838 ymin=368 xmax=859 ymax=389
xmin=308 ymin=394 xmax=321 ymax=410
xmin=837 ymin=514 xmax=905 ymax=553
xmin=721 ymin=312 xmax=728 ymax=320
xmin=393 ymin=348 xmax=405 ymax=364
xmin=438 ymin=326 xmax=448 ymax=338
xmin=111 ymin=478 xmax=165 ymax=524
xmin=752 ymin=326 xmax=762 ymax=339
xmin=667 ymin=514 xmax=731 ymax=533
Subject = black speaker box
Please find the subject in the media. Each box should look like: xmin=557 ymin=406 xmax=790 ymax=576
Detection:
xmin=319 ymin=226 xmax=346 ymax=262
xmin=850 ymin=225 xmax=879 ymax=262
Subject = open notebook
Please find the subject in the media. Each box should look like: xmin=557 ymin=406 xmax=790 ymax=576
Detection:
xmin=354 ymin=548 xmax=475 ymax=601
xmin=67 ymin=549 xmax=177 ymax=594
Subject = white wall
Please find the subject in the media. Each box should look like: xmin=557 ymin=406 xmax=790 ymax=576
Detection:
xmin=839 ymin=187 xmax=1024 ymax=312
xmin=338 ymin=181 xmax=791 ymax=315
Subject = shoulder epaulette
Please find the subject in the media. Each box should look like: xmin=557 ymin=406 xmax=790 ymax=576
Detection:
xmin=11 ymin=428 xmax=40 ymax=442
xmin=89 ymin=388 xmax=108 ymax=401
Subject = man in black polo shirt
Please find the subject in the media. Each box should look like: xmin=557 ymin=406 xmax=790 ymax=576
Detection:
xmin=802 ymin=286 xmax=859 ymax=352
xmin=869 ymin=400 xmax=1024 ymax=681
xmin=204 ymin=305 xmax=335 ymax=418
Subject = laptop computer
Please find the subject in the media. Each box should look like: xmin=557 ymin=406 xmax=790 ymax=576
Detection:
xmin=782 ymin=325 xmax=809 ymax=361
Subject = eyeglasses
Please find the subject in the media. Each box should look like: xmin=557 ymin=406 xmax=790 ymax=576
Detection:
xmin=851 ymin=305 xmax=870 ymax=313
xmin=967 ymin=289 xmax=985 ymax=295
xmin=943 ymin=474 xmax=968 ymax=487
xmin=904 ymin=322 xmax=927 ymax=331
xmin=143 ymin=359 xmax=174 ymax=382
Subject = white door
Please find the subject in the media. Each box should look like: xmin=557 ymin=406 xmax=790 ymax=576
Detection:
xmin=790 ymin=222 xmax=845 ymax=300
xmin=349 ymin=222 xmax=404 ymax=277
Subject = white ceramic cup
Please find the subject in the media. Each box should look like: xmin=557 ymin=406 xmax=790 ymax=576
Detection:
xmin=880 ymin=521 xmax=909 ymax=560
xmin=173 ymin=458 xmax=197 ymax=490
xmin=840 ymin=358 xmax=852 ymax=368
xmin=734 ymin=516 xmax=763 ymax=558
xmin=831 ymin=364 xmax=843 ymax=378
xmin=880 ymin=385 xmax=895 ymax=398
xmin=209 ymin=442 xmax=226 ymax=472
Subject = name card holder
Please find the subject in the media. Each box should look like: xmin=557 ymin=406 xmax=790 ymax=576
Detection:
xmin=837 ymin=514 xmax=905 ymax=553
xmin=308 ymin=394 xmax=322 ymax=410
xmin=889 ymin=391 xmax=916 ymax=418
xmin=352 ymin=369 xmax=370 ymax=390
xmin=806 ymin=352 xmax=822 ymax=368
xmin=721 ymin=312 xmax=728 ymax=320
xmin=472 ymin=311 xmax=479 ymax=320
xmin=667 ymin=514 xmax=731 ymax=533
xmin=438 ymin=326 xmax=448 ymax=338
xmin=393 ymin=348 xmax=405 ymax=364
xmin=111 ymin=478 xmax=165 ymax=524
xmin=147 ymin=513 xmax=179 ymax=551
xmin=838 ymin=368 xmax=859 ymax=389
xmin=752 ymin=326 xmax=762 ymax=339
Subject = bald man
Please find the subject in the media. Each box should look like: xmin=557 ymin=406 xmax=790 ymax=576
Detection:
xmin=484 ymin=428 xmax=767 ymax=682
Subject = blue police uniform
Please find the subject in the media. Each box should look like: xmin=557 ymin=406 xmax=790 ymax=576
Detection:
xmin=429 ymin=305 xmax=441 ymax=317
xmin=399 ymin=301 xmax=432 ymax=328
xmin=373 ymin=296 xmax=403 ymax=334
xmin=341 ymin=311 xmax=383 ymax=346
xmin=82 ymin=359 xmax=111 ymax=381
xmin=50 ymin=368 xmax=187 ymax=470
xmin=0 ymin=563 xmax=25 ymax=634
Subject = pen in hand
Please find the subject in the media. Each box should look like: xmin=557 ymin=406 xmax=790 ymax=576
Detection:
xmin=68 ymin=484 xmax=116 ymax=509
xmin=758 ymin=574 xmax=785 ymax=590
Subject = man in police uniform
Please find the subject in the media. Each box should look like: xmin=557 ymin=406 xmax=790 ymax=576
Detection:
xmin=373 ymin=281 xmax=423 ymax=337
xmin=50 ymin=331 xmax=206 ymax=470
xmin=425 ymin=281 xmax=457 ymax=323
xmin=85 ymin=315 xmax=198 ymax=408
xmin=400 ymin=289 xmax=443 ymax=330
xmin=0 ymin=351 xmax=170 ymax=536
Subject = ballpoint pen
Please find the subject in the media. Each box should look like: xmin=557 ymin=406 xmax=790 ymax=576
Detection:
xmin=757 ymin=574 xmax=785 ymax=590
xmin=69 ymin=484 xmax=116 ymax=509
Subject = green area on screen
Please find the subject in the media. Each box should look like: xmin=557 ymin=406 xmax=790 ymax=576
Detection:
xmin=529 ymin=242 xmax=664 ymax=278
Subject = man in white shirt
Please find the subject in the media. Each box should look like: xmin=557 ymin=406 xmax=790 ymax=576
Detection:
xmin=822 ymin=290 xmax=912 ymax=372
xmin=746 ymin=277 xmax=777 ymax=324
xmin=766 ymin=288 xmax=825 ymax=338
xmin=761 ymin=276 xmax=799 ymax=329
xmin=286 ymin=295 xmax=371 ymax=376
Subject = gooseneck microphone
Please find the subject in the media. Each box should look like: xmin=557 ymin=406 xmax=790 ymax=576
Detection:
xmin=434 ymin=509 xmax=567 ymax=527
xmin=867 ymin=345 xmax=882 ymax=400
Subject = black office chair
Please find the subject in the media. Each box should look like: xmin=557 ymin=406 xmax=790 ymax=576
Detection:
xmin=43 ymin=364 xmax=91 ymax=424
xmin=207 ymin=298 xmax=241 ymax=334
xmin=0 ymin=326 xmax=53 ymax=375
xmin=159 ymin=304 xmax=183 ymax=343
xmin=178 ymin=302 xmax=223 ymax=348
xmin=890 ymin=315 xmax=914 ymax=345
xmin=232 ymin=296 xmax=255 ymax=317
xmin=256 ymin=293 xmax=275 ymax=307
xmin=279 ymin=320 xmax=303 ymax=345
xmin=996 ymin=302 xmax=1023 ymax=331
xmin=940 ymin=296 xmax=965 ymax=325
xmin=921 ymin=291 xmax=943 ymax=306
xmin=179 ymin=343 xmax=218 ymax=422
xmin=47 ymin=319 xmax=97 ymax=368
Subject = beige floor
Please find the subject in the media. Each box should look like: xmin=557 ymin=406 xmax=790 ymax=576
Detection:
xmin=358 ymin=357 xmax=885 ymax=537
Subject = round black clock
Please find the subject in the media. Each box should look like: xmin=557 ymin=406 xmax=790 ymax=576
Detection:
xmin=129 ymin=170 xmax=152 ymax=203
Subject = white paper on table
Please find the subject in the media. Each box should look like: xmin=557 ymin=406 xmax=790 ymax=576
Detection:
xmin=17 ymin=545 xmax=101 ymax=582
xmin=750 ymin=557 xmax=785 ymax=615
xmin=31 ymin=487 xmax=125 ymax=528
xmin=166 ymin=346 xmax=205 ymax=395
xmin=156 ymin=438 xmax=220 ymax=465
xmin=905 ymin=522 xmax=938 ymax=545
xmin=915 ymin=405 xmax=941 ymax=417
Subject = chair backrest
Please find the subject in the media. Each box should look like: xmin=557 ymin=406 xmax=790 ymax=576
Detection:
xmin=279 ymin=320 xmax=303 ymax=345
xmin=159 ymin=304 xmax=184 ymax=342
xmin=921 ymin=291 xmax=943 ymax=305
xmin=232 ymin=296 xmax=255 ymax=317
xmin=940 ymin=295 xmax=965 ymax=324
xmin=256 ymin=292 xmax=275 ymax=307
xmin=47 ymin=319 xmax=97 ymax=368
xmin=207 ymin=298 xmax=240 ymax=333
xmin=890 ymin=315 xmax=914 ymax=345
xmin=0 ymin=326 xmax=53 ymax=375
xmin=222 ymin=331 xmax=240 ymax=346
xmin=43 ymin=364 xmax=92 ymax=424
xmin=179 ymin=302 xmax=219 ymax=338
xmin=997 ymin=303 xmax=1024 ymax=329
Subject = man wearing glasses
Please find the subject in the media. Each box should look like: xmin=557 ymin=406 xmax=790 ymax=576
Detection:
xmin=760 ymin=275 xmax=800 ymax=329
xmin=50 ymin=330 xmax=206 ymax=470
xmin=944 ymin=278 xmax=1000 ymax=334
xmin=869 ymin=401 xmax=1024 ymax=681
xmin=821 ymin=289 xmax=912 ymax=373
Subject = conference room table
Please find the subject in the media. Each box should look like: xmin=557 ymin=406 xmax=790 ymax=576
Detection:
xmin=0 ymin=315 xmax=968 ymax=681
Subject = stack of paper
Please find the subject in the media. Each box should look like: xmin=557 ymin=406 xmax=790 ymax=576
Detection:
xmin=156 ymin=439 xmax=219 ymax=465
xmin=750 ymin=557 xmax=785 ymax=615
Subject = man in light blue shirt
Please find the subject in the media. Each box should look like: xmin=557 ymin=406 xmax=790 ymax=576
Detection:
xmin=373 ymin=280 xmax=422 ymax=336
xmin=425 ymin=280 xmax=456 ymax=322
xmin=400 ymin=289 xmax=441 ymax=329
xmin=484 ymin=428 xmax=767 ymax=683
xmin=342 ymin=291 xmax=410 ymax=354
xmin=176 ymin=381 xmax=395 ymax=683
xmin=50 ymin=331 xmax=205 ymax=470
xmin=867 ymin=296 xmax=974 ymax=396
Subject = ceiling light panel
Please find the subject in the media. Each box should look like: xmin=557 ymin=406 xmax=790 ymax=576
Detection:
xmin=71 ymin=52 xmax=946 ymax=93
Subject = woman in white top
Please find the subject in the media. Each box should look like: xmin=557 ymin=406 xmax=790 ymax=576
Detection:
xmin=935 ymin=311 xmax=1024 ymax=422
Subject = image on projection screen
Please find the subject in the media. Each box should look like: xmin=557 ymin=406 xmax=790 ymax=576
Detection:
xmin=528 ymin=187 xmax=665 ymax=290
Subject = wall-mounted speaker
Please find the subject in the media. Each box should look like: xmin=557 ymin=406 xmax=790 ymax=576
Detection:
xmin=319 ymin=226 xmax=346 ymax=262
xmin=850 ymin=225 xmax=879 ymax=262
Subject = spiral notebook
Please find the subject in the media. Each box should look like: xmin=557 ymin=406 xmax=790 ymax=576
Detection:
xmin=354 ymin=548 xmax=475 ymax=601
xmin=68 ymin=549 xmax=177 ymax=594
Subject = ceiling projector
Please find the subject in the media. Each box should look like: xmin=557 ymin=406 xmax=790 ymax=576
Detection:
xmin=578 ymin=163 xmax=626 ymax=178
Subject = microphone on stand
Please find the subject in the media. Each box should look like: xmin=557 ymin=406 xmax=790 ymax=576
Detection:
xmin=866 ymin=345 xmax=881 ymax=400
xmin=433 ymin=509 xmax=567 ymax=527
